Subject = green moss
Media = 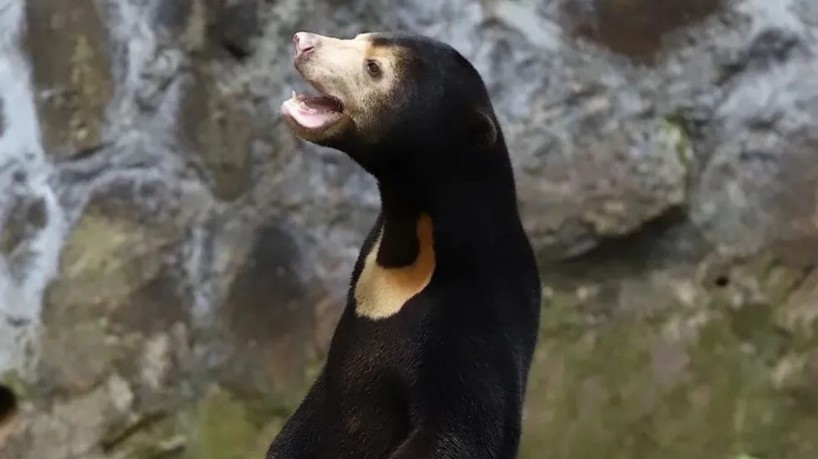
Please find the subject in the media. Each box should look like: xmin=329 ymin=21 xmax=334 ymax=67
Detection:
xmin=185 ymin=389 xmax=257 ymax=459
xmin=521 ymin=280 xmax=818 ymax=459
xmin=662 ymin=118 xmax=692 ymax=170
xmin=101 ymin=414 xmax=185 ymax=458
xmin=0 ymin=370 xmax=28 ymax=400
xmin=183 ymin=387 xmax=273 ymax=459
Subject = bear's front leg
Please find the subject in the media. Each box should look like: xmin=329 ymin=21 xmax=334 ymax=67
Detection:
xmin=387 ymin=419 xmax=520 ymax=459
xmin=387 ymin=349 xmax=523 ymax=459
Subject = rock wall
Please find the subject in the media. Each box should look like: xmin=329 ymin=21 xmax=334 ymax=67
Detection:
xmin=1 ymin=0 xmax=817 ymax=458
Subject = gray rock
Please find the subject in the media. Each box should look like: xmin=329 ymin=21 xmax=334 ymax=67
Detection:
xmin=2 ymin=0 xmax=818 ymax=456
xmin=25 ymin=0 xmax=113 ymax=157
xmin=0 ymin=95 xmax=5 ymax=137
xmin=692 ymin=21 xmax=818 ymax=258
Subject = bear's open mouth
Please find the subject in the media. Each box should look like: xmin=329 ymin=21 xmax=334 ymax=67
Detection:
xmin=281 ymin=89 xmax=345 ymax=130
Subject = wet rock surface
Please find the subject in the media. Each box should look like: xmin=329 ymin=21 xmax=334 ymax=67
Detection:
xmin=1 ymin=0 xmax=817 ymax=457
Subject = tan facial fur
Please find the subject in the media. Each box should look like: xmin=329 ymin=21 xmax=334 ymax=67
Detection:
xmin=293 ymin=33 xmax=406 ymax=143
xmin=354 ymin=214 xmax=436 ymax=320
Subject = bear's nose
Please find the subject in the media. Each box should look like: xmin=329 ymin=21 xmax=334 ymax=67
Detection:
xmin=293 ymin=32 xmax=317 ymax=57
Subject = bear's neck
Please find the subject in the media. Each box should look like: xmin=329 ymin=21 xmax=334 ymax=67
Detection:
xmin=376 ymin=164 xmax=522 ymax=268
xmin=376 ymin=183 xmax=424 ymax=268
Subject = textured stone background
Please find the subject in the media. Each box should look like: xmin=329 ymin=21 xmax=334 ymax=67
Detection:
xmin=1 ymin=0 xmax=817 ymax=458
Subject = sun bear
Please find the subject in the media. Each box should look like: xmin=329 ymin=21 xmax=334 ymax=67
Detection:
xmin=266 ymin=31 xmax=542 ymax=459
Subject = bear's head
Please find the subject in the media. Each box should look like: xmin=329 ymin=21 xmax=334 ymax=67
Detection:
xmin=281 ymin=32 xmax=501 ymax=183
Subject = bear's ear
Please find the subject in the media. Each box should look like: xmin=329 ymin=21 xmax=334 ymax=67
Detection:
xmin=467 ymin=109 xmax=498 ymax=148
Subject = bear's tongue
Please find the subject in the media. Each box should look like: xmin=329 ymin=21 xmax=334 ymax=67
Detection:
xmin=282 ymin=91 xmax=343 ymax=129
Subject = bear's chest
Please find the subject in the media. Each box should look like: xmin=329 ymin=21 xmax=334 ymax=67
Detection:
xmin=327 ymin=302 xmax=429 ymax=389
xmin=353 ymin=214 xmax=435 ymax=320
xmin=318 ymin=308 xmax=424 ymax=454
xmin=319 ymin=212 xmax=437 ymax=431
xmin=329 ymin=213 xmax=436 ymax=385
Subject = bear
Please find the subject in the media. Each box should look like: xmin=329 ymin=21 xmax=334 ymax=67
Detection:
xmin=266 ymin=31 xmax=542 ymax=459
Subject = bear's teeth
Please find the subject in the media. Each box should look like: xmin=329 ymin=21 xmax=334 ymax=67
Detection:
xmin=291 ymin=90 xmax=297 ymax=100
xmin=296 ymin=98 xmax=313 ymax=112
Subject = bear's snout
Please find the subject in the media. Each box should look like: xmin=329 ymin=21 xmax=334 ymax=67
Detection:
xmin=293 ymin=32 xmax=318 ymax=60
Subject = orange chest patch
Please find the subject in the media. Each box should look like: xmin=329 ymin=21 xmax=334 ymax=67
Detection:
xmin=354 ymin=214 xmax=436 ymax=319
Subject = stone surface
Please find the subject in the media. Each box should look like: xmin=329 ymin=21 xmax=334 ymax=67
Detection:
xmin=25 ymin=0 xmax=113 ymax=157
xmin=202 ymin=219 xmax=328 ymax=403
xmin=0 ymin=0 xmax=817 ymax=457
xmin=559 ymin=0 xmax=726 ymax=61
xmin=516 ymin=119 xmax=689 ymax=258
xmin=0 ymin=96 xmax=5 ymax=137
xmin=180 ymin=68 xmax=257 ymax=200
xmin=37 ymin=178 xmax=194 ymax=396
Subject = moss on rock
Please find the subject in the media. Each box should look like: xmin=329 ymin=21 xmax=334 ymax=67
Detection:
xmin=182 ymin=387 xmax=276 ymax=459
xmin=521 ymin=256 xmax=818 ymax=459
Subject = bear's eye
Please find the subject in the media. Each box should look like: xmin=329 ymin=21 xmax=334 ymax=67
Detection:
xmin=365 ymin=59 xmax=382 ymax=77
